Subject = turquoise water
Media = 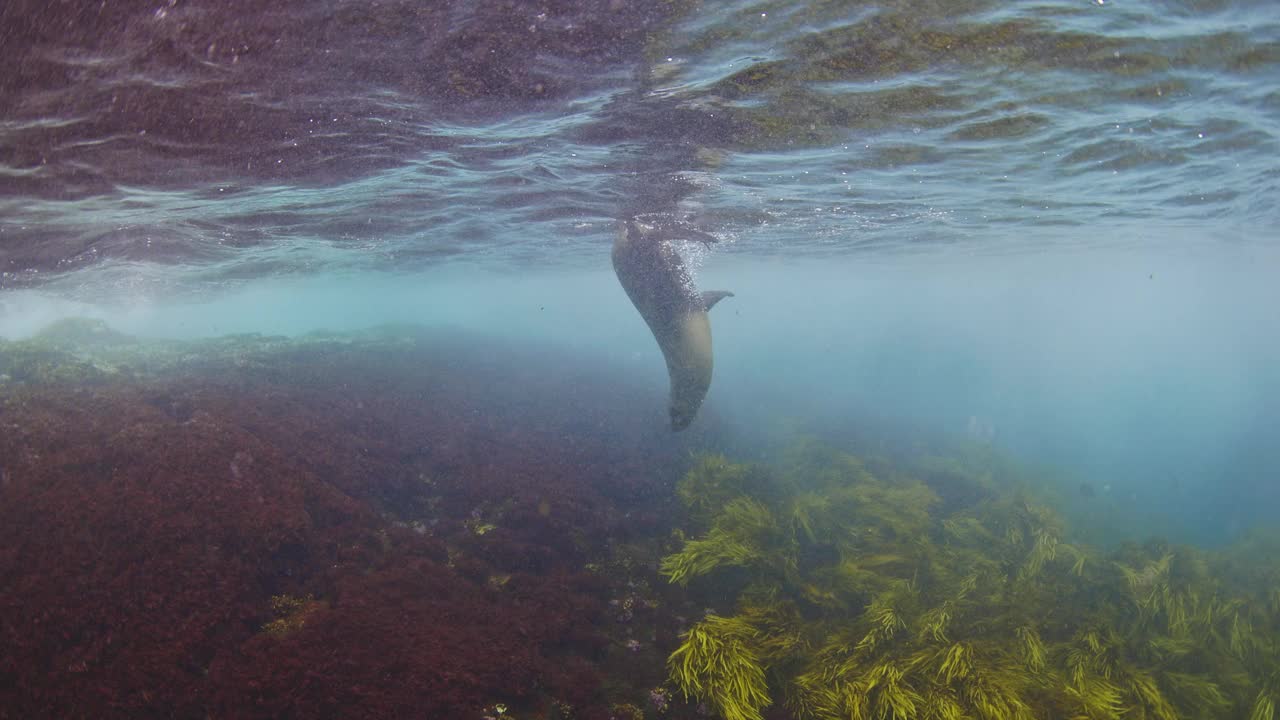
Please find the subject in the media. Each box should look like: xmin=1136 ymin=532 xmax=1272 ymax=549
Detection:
xmin=2 ymin=0 xmax=1278 ymax=544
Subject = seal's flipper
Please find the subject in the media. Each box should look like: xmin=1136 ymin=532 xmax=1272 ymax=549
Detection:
xmin=701 ymin=290 xmax=734 ymax=311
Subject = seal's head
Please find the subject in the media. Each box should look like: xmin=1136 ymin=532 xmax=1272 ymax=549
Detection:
xmin=669 ymin=401 xmax=696 ymax=431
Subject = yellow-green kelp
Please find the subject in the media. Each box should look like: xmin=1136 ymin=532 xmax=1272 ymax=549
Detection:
xmin=661 ymin=444 xmax=1279 ymax=720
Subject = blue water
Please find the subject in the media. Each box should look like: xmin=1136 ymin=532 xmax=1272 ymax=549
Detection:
xmin=1 ymin=0 xmax=1278 ymax=544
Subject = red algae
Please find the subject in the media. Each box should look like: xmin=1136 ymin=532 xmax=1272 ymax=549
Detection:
xmin=207 ymin=558 xmax=585 ymax=719
xmin=0 ymin=327 xmax=701 ymax=719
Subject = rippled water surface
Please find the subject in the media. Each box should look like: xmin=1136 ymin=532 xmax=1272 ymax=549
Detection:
xmin=1 ymin=0 xmax=1276 ymax=291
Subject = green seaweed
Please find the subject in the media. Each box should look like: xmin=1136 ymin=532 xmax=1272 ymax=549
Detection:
xmin=0 ymin=319 xmax=122 ymax=385
xmin=661 ymin=441 xmax=1280 ymax=720
xmin=668 ymin=613 xmax=774 ymax=720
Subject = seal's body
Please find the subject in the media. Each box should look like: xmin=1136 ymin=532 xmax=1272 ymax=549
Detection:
xmin=612 ymin=217 xmax=733 ymax=430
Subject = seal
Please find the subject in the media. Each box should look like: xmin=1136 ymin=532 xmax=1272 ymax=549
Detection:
xmin=612 ymin=216 xmax=733 ymax=430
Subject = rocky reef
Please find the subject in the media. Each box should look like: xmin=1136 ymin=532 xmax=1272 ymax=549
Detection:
xmin=0 ymin=321 xmax=693 ymax=719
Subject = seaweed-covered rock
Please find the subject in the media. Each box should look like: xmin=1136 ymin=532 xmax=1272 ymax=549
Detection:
xmin=661 ymin=443 xmax=1269 ymax=720
xmin=0 ymin=320 xmax=697 ymax=720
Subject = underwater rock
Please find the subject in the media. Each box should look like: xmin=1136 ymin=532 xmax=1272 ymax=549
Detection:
xmin=0 ymin=324 xmax=698 ymax=719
